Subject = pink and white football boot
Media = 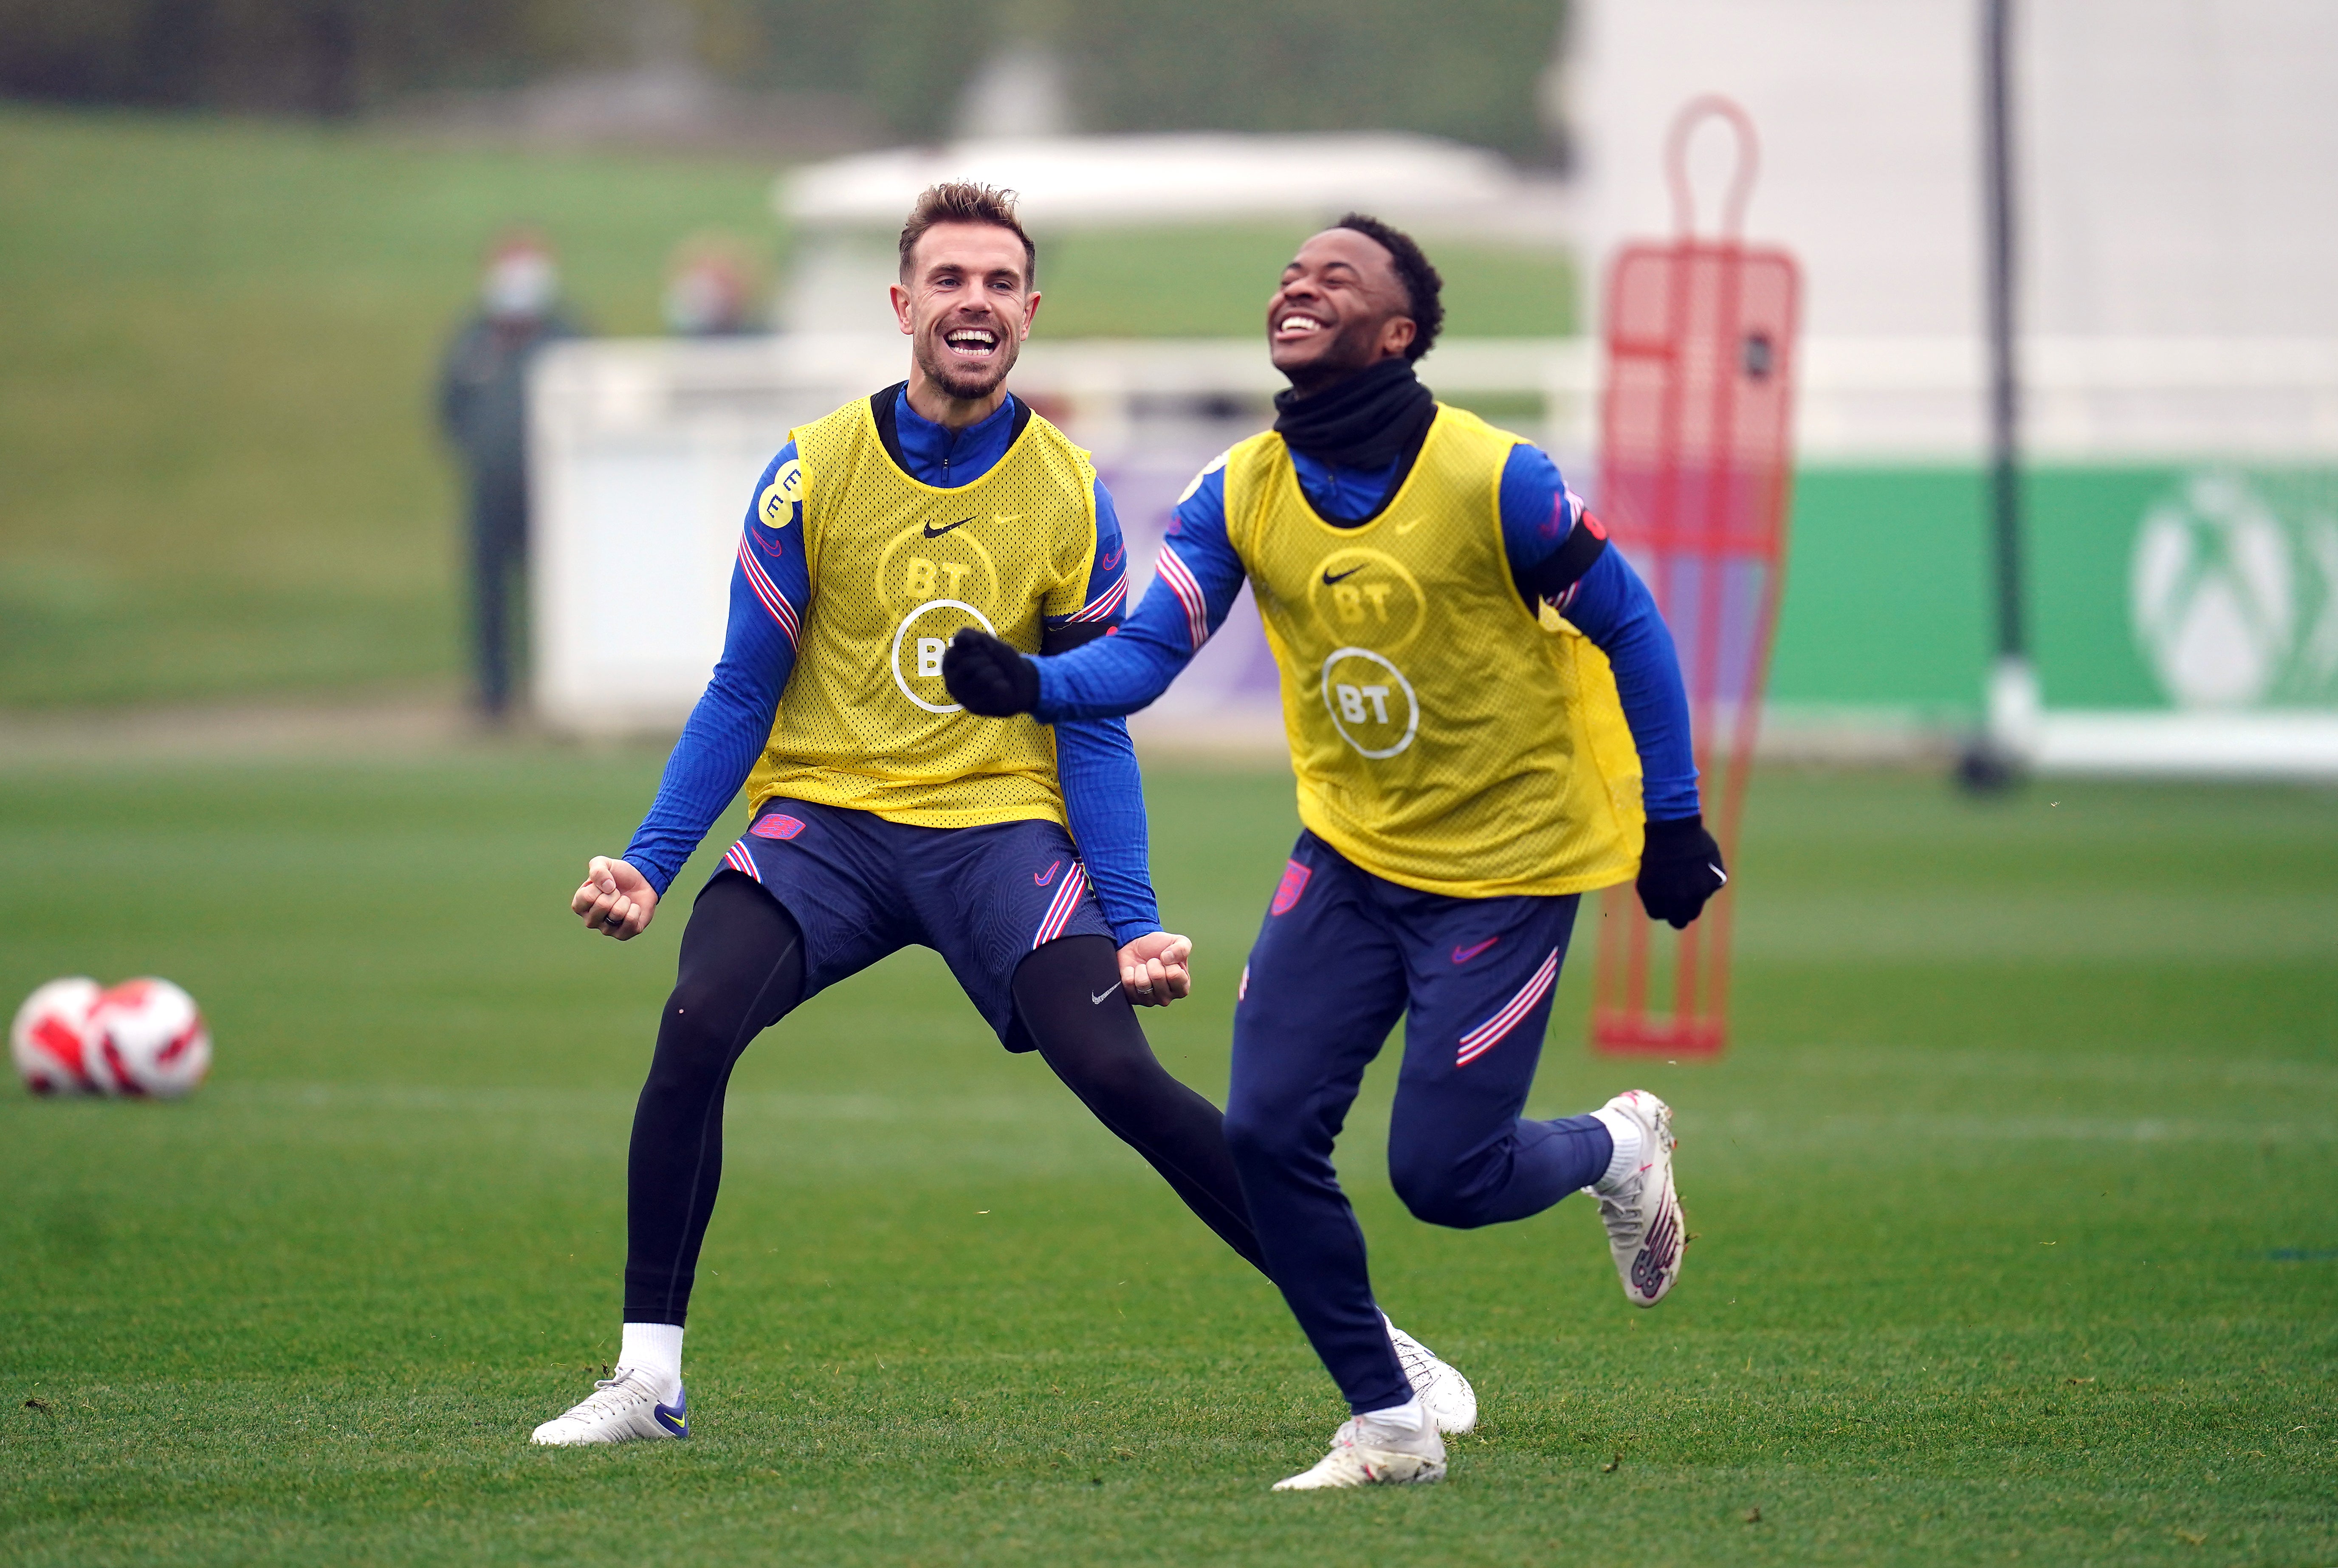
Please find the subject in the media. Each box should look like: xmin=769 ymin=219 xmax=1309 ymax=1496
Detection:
xmin=1592 ymin=1090 xmax=1686 ymax=1307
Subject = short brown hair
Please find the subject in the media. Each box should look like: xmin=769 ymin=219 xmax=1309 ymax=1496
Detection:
xmin=898 ymin=182 xmax=1037 ymax=285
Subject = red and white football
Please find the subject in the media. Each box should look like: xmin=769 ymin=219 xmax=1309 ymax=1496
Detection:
xmin=11 ymin=976 xmax=104 ymax=1095
xmin=86 ymin=978 xmax=211 ymax=1100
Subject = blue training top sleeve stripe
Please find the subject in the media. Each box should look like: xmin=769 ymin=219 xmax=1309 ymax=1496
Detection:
xmin=1046 ymin=474 xmax=1160 ymax=942
xmin=1032 ymin=456 xmax=1247 ymax=722
xmin=1052 ymin=475 xmax=1131 ymax=626
xmin=620 ymin=443 xmax=812 ymax=894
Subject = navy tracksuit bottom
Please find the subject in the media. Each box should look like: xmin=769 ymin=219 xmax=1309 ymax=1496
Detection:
xmin=1225 ymin=832 xmax=1614 ymax=1415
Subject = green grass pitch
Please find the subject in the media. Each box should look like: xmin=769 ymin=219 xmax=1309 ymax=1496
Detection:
xmin=3 ymin=758 xmax=2335 ymax=1565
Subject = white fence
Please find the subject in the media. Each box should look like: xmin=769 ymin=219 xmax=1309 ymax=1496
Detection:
xmin=531 ymin=333 xmax=2338 ymax=776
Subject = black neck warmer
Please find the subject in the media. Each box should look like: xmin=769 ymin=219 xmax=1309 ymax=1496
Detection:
xmin=1272 ymin=357 xmax=1436 ymax=470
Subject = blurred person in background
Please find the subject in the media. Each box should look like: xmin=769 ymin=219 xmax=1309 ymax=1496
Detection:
xmin=438 ymin=231 xmax=584 ymax=721
xmin=663 ymin=235 xmax=765 ymax=337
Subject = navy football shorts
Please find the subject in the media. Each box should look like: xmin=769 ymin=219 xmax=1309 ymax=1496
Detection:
xmin=709 ymin=796 xmax=1115 ymax=1052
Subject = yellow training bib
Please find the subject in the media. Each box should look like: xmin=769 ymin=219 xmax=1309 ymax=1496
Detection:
xmin=1222 ymin=405 xmax=1644 ymax=898
xmin=745 ymin=396 xmax=1099 ymax=828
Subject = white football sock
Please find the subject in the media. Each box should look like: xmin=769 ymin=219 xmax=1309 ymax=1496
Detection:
xmin=1357 ymin=1396 xmax=1425 ymax=1437
xmin=618 ymin=1322 xmax=685 ymax=1397
xmin=1591 ymin=1106 xmax=1644 ymax=1192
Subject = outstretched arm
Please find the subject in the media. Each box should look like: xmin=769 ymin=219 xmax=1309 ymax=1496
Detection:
xmin=574 ymin=446 xmax=809 ymax=939
xmin=945 ymin=453 xmax=1250 ymax=722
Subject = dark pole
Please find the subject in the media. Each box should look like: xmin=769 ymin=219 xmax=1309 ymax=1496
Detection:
xmin=1964 ymin=0 xmax=2032 ymax=789
xmin=1983 ymin=0 xmax=2023 ymax=664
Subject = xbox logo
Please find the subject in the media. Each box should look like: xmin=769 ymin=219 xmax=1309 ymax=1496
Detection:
xmin=2130 ymin=472 xmax=2338 ymax=709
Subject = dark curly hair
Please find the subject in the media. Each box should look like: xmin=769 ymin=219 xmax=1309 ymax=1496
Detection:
xmin=1332 ymin=212 xmax=1444 ymax=362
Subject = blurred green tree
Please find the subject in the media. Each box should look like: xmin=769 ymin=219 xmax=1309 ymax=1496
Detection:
xmin=0 ymin=0 xmax=618 ymax=116
xmin=0 ymin=0 xmax=1565 ymax=156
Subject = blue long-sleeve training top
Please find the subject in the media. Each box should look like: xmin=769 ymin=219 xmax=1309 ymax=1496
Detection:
xmin=620 ymin=388 xmax=1163 ymax=943
xmin=1031 ymin=437 xmax=1703 ymax=822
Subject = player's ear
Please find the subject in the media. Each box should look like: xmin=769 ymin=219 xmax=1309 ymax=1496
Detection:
xmin=889 ymin=282 xmax=914 ymax=335
xmin=1381 ymin=314 xmax=1418 ymax=359
xmin=1021 ymin=288 xmax=1041 ymax=338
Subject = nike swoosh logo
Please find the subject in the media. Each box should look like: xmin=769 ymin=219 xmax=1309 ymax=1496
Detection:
xmin=654 ymin=1397 xmax=687 ymax=1435
xmin=1033 ymin=859 xmax=1061 ymax=886
xmin=1091 ymin=986 xmax=1118 ymax=1006
xmin=923 ymin=516 xmax=973 ymax=538
xmin=1321 ymin=564 xmax=1365 ymax=585
xmin=1451 ymin=937 xmax=1500 ymax=964
xmin=1710 ymin=865 xmax=1728 ymax=886
xmin=1394 ymin=517 xmax=1423 ymax=534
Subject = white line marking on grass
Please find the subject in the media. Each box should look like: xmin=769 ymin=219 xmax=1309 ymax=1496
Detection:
xmin=1765 ymin=1046 xmax=2338 ymax=1095
xmin=1714 ymin=1111 xmax=2338 ymax=1145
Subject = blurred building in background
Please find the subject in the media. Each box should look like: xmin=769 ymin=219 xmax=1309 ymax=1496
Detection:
xmin=776 ymin=133 xmax=1571 ymax=336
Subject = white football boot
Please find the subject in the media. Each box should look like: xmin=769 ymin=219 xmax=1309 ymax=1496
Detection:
xmin=1273 ymin=1411 xmax=1447 ymax=1491
xmin=1593 ymin=1089 xmax=1686 ymax=1307
xmin=529 ymin=1368 xmax=688 ymax=1445
xmin=1385 ymin=1318 xmax=1477 ymax=1434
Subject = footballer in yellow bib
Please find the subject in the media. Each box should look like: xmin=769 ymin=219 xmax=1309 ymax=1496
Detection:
xmin=1217 ymin=403 xmax=1644 ymax=898
xmin=742 ymin=389 xmax=1103 ymax=829
xmin=533 ymin=185 xmax=1493 ymax=1452
xmin=948 ymin=215 xmax=1726 ymax=1490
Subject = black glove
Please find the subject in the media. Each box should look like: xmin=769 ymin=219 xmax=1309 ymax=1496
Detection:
xmin=1636 ymin=814 xmax=1728 ymax=929
xmin=942 ymin=627 xmax=1040 ymax=716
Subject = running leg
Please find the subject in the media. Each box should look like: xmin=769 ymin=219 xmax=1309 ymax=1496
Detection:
xmin=1221 ymin=846 xmax=1413 ymax=1416
xmin=1384 ymin=894 xmax=1612 ymax=1229
xmin=1012 ymin=935 xmax=1268 ymax=1274
xmin=622 ymin=873 xmax=805 ymax=1325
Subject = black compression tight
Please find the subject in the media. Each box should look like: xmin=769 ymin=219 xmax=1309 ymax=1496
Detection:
xmin=1012 ymin=937 xmax=1267 ymax=1275
xmin=621 ymin=876 xmax=805 ymax=1325
xmin=622 ymin=874 xmax=1265 ymax=1325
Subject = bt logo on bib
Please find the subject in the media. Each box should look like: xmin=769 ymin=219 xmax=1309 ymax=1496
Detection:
xmin=1319 ymin=647 xmax=1419 ymax=759
xmin=891 ymin=600 xmax=996 ymax=713
xmin=1306 ymin=548 xmax=1426 ymax=651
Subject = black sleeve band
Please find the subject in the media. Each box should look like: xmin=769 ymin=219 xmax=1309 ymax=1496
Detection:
xmin=1514 ymin=515 xmax=1609 ymax=608
xmin=1041 ymin=621 xmax=1111 ymax=656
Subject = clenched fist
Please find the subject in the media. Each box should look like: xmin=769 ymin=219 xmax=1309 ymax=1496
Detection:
xmin=943 ymin=628 xmax=1041 ymax=716
xmin=1117 ymin=931 xmax=1193 ymax=1006
xmin=572 ymin=855 xmax=659 ymax=940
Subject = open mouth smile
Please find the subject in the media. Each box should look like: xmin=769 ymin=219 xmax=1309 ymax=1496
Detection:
xmin=943 ymin=325 xmax=1001 ymax=359
xmin=1274 ymin=313 xmax=1327 ymax=340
